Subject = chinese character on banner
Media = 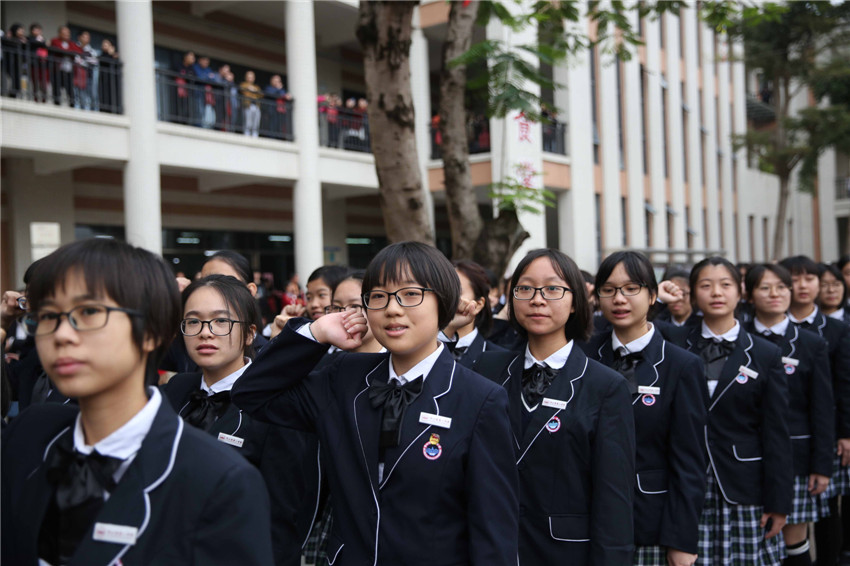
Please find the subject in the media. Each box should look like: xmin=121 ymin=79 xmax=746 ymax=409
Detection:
xmin=515 ymin=112 xmax=532 ymax=143
xmin=517 ymin=161 xmax=536 ymax=188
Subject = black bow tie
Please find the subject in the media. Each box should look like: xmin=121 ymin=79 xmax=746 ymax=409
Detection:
xmin=41 ymin=433 xmax=123 ymax=564
xmin=761 ymin=331 xmax=784 ymax=345
xmin=612 ymin=350 xmax=643 ymax=394
xmin=182 ymin=389 xmax=231 ymax=431
xmin=696 ymin=336 xmax=736 ymax=363
xmin=369 ymin=377 xmax=424 ymax=449
xmin=794 ymin=319 xmax=814 ymax=331
xmin=522 ymin=364 xmax=559 ymax=407
xmin=450 ymin=345 xmax=468 ymax=361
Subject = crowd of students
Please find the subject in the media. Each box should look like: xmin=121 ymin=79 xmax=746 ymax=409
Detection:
xmin=1 ymin=238 xmax=848 ymax=566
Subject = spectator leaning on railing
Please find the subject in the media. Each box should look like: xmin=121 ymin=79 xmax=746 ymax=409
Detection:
xmin=240 ymin=70 xmax=263 ymax=137
xmin=97 ymin=39 xmax=120 ymax=113
xmin=49 ymin=25 xmax=82 ymax=106
xmin=264 ymin=74 xmax=292 ymax=140
xmin=76 ymin=31 xmax=99 ymax=111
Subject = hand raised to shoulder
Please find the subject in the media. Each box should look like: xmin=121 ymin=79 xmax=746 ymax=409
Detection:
xmin=310 ymin=310 xmax=367 ymax=350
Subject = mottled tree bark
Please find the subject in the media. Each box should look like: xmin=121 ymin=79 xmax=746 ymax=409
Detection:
xmin=357 ymin=0 xmax=433 ymax=245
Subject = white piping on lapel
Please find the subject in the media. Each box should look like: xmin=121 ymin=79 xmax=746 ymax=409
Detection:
xmin=301 ymin=443 xmax=323 ymax=548
xmin=815 ymin=314 xmax=827 ymax=338
xmin=516 ymin=357 xmax=588 ymax=465
xmin=108 ymin=417 xmax=184 ymax=566
xmin=633 ymin=341 xmax=665 ymax=407
xmin=378 ymin=361 xmax=456 ymax=490
xmin=787 ymin=326 xmax=798 ymax=359
xmin=703 ymin=425 xmax=738 ymax=505
xmin=231 ymin=410 xmax=243 ymax=436
xmin=31 ymin=425 xmax=72 ymax=481
xmin=177 ymin=399 xmax=191 ymax=416
xmin=353 ymin=358 xmax=386 ymax=566
xmin=708 ymin=334 xmax=753 ymax=412
xmin=503 ymin=355 xmax=522 ymax=450
xmin=548 ymin=516 xmax=590 ymax=542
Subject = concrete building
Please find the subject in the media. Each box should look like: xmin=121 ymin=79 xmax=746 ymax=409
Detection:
xmin=0 ymin=0 xmax=840 ymax=292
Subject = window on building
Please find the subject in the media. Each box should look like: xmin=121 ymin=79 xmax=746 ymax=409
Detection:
xmin=749 ymin=215 xmax=756 ymax=260
xmin=590 ymin=46 xmax=600 ymax=165
xmin=646 ymin=201 xmax=655 ymax=247
xmin=616 ymin=58 xmax=625 ymax=170
xmin=595 ymin=194 xmax=603 ymax=259
xmin=682 ymin=83 xmax=688 ymax=181
xmin=621 ymin=197 xmax=629 ymax=246
xmin=763 ymin=217 xmax=770 ymax=259
xmin=734 ymin=212 xmax=740 ymax=259
xmin=662 ymin=75 xmax=669 ymax=178
xmin=641 ymin=65 xmax=648 ymax=174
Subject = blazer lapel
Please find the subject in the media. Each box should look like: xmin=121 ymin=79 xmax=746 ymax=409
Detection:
xmin=353 ymin=358 xmax=386 ymax=493
xmin=708 ymin=331 xmax=753 ymax=411
xmin=501 ymin=355 xmax=524 ymax=450
xmin=633 ymin=331 xmax=664 ymax=405
xmin=208 ymin=402 xmax=242 ymax=437
xmin=783 ymin=324 xmax=798 ymax=359
xmin=379 ymin=349 xmax=455 ymax=489
xmin=517 ymin=346 xmax=588 ymax=464
xmin=69 ymin=399 xmax=185 ymax=566
xmin=462 ymin=332 xmax=486 ymax=366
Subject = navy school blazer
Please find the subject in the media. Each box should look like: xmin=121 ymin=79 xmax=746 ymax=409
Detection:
xmin=161 ymin=372 xmax=321 ymax=566
xmin=682 ymin=325 xmax=793 ymax=514
xmin=582 ymin=329 xmax=708 ymax=554
xmin=743 ymin=322 xmax=835 ymax=478
xmin=447 ymin=330 xmax=506 ymax=370
xmin=476 ymin=345 xmax=636 ymax=566
xmin=1 ymin=398 xmax=273 ymax=566
xmin=230 ymin=319 xmax=519 ymax=566
xmin=793 ymin=311 xmax=850 ymax=440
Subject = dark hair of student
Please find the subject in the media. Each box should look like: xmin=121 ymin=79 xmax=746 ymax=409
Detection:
xmin=453 ymin=260 xmax=494 ymax=337
xmin=484 ymin=267 xmax=500 ymax=291
xmin=509 ymin=248 xmax=593 ymax=342
xmin=580 ymin=269 xmax=594 ymax=285
xmin=819 ymin=262 xmax=849 ymax=305
xmin=662 ymin=267 xmax=690 ymax=282
xmin=837 ymin=254 xmax=850 ymax=271
xmin=689 ymin=256 xmax=741 ymax=308
xmin=362 ymin=241 xmax=460 ymax=331
xmin=777 ymin=255 xmax=822 ymax=277
xmin=204 ymin=250 xmax=252 ymax=283
xmin=308 ymin=265 xmax=350 ymax=290
xmin=181 ymin=275 xmax=262 ymax=359
xmin=594 ymin=251 xmax=658 ymax=299
xmin=333 ymin=269 xmax=365 ymax=291
xmin=26 ymin=238 xmax=181 ymax=383
xmin=744 ymin=263 xmax=793 ymax=300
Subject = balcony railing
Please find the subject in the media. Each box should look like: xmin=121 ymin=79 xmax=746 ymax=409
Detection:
xmin=430 ymin=116 xmax=491 ymax=159
xmin=318 ymin=106 xmax=371 ymax=152
xmin=837 ymin=177 xmax=850 ymax=201
xmin=155 ymin=69 xmax=294 ymax=140
xmin=542 ymin=121 xmax=567 ymax=155
xmin=1 ymin=38 xmax=123 ymax=113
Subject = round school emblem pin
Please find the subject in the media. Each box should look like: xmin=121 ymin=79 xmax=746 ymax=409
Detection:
xmin=642 ymin=394 xmax=656 ymax=406
xmin=736 ymin=374 xmax=748 ymax=384
xmin=784 ymin=364 xmax=796 ymax=375
xmin=546 ymin=416 xmax=561 ymax=433
xmin=423 ymin=433 xmax=442 ymax=460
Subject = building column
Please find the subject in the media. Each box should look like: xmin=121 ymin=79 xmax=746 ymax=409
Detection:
xmin=731 ymin=39 xmax=750 ymax=260
xmin=665 ymin=12 xmax=686 ymax=259
xmin=716 ymin=35 xmax=735 ymax=260
xmin=644 ymin=16 xmax=668 ymax=260
xmin=599 ymin=49 xmax=622 ymax=255
xmin=701 ymin=25 xmax=721 ymax=253
xmin=682 ymin=5 xmax=706 ymax=258
xmin=286 ymin=1 xmax=324 ymax=274
xmin=411 ymin=7 xmax=435 ymax=232
xmin=116 ymin=0 xmax=161 ymax=253
xmin=623 ymin=11 xmax=647 ymax=250
xmin=818 ymin=148 xmax=838 ymax=259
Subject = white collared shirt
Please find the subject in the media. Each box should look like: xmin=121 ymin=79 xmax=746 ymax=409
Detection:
xmin=201 ymin=359 xmax=252 ymax=395
xmin=828 ymin=308 xmax=845 ymax=322
xmin=522 ymin=341 xmax=573 ymax=412
xmin=788 ymin=305 xmax=819 ymax=325
xmin=389 ymin=342 xmax=444 ymax=385
xmin=700 ymin=320 xmax=739 ymax=397
xmin=439 ymin=327 xmax=479 ymax=349
xmin=73 ymin=387 xmax=162 ymax=496
xmin=753 ymin=316 xmax=790 ymax=337
xmin=612 ymin=324 xmax=655 ymax=356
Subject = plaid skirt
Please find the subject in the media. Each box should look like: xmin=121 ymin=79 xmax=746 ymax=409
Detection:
xmin=634 ymin=545 xmax=666 ymax=565
xmin=826 ymin=452 xmax=850 ymax=497
xmin=787 ymin=474 xmax=831 ymax=524
xmin=696 ymin=471 xmax=786 ymax=566
xmin=302 ymin=502 xmax=333 ymax=565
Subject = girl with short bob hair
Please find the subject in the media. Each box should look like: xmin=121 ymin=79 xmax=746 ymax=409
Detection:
xmin=684 ymin=256 xmax=792 ymax=566
xmin=584 ymin=251 xmax=707 ymax=566
xmin=818 ymin=262 xmax=849 ymax=324
xmin=2 ymin=238 xmax=273 ymax=566
xmin=232 ymin=241 xmax=519 ymax=566
xmin=476 ymin=248 xmax=636 ymax=565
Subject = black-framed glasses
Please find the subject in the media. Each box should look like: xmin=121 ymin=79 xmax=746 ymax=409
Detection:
xmin=597 ymin=284 xmax=647 ymax=298
xmin=16 ymin=296 xmax=28 ymax=311
xmin=363 ymin=287 xmax=434 ymax=310
xmin=324 ymin=304 xmax=365 ymax=315
xmin=180 ymin=318 xmax=244 ymax=336
xmin=23 ymin=304 xmax=143 ymax=336
xmin=513 ymin=285 xmax=572 ymax=301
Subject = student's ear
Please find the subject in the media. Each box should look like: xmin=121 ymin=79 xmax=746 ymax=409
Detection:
xmin=246 ymin=325 xmax=256 ymax=347
xmin=472 ymin=296 xmax=486 ymax=316
xmin=142 ymin=333 xmax=158 ymax=356
xmin=247 ymin=282 xmax=258 ymax=298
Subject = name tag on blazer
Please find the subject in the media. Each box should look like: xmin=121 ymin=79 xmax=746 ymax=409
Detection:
xmin=93 ymin=522 xmax=138 ymax=545
xmin=542 ymin=398 xmax=567 ymax=410
xmin=419 ymin=412 xmax=452 ymax=429
xmin=781 ymin=357 xmax=799 ymax=367
xmin=638 ymin=386 xmax=660 ymax=395
xmin=736 ymin=366 xmax=759 ymax=384
xmin=218 ymin=432 xmax=245 ymax=448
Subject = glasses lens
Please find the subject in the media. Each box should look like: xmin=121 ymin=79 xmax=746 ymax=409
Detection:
xmin=365 ymin=291 xmax=388 ymax=309
xmin=69 ymin=305 xmax=108 ymax=331
xmin=345 ymin=304 xmax=364 ymax=313
xmin=16 ymin=296 xmax=28 ymax=310
xmin=22 ymin=313 xmax=41 ymax=336
xmin=622 ymin=285 xmax=642 ymax=296
xmin=540 ymin=286 xmax=566 ymax=300
xmin=598 ymin=287 xmax=615 ymax=298
xmin=513 ymin=286 xmax=533 ymax=300
xmin=210 ymin=318 xmax=233 ymax=335
xmin=181 ymin=318 xmax=202 ymax=336
xmin=397 ymin=288 xmax=424 ymax=307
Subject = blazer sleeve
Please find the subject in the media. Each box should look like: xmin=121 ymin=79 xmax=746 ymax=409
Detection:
xmin=831 ymin=325 xmax=850 ymax=439
xmin=231 ymin=319 xmax=331 ymax=432
xmin=590 ymin=373 xmax=636 ymax=565
xmin=809 ymin=336 xmax=836 ymax=477
xmin=465 ymin=385 xmax=520 ymax=566
xmin=761 ymin=348 xmax=793 ymax=515
xmin=660 ymin=353 xmax=707 ymax=554
xmin=192 ymin=462 xmax=275 ymax=566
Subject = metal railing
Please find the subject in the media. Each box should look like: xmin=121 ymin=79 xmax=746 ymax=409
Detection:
xmin=430 ymin=116 xmax=491 ymax=159
xmin=542 ymin=121 xmax=567 ymax=155
xmin=837 ymin=177 xmax=850 ymax=201
xmin=1 ymin=39 xmax=123 ymax=113
xmin=155 ymin=69 xmax=294 ymax=140
xmin=318 ymin=106 xmax=371 ymax=152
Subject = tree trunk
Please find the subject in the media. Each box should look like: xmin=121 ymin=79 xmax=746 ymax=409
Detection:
xmin=770 ymin=75 xmax=792 ymax=260
xmin=357 ymin=1 xmax=433 ymax=245
xmin=439 ymin=0 xmax=483 ymax=260
xmin=772 ymin=175 xmax=790 ymax=261
xmin=473 ymin=209 xmax=529 ymax=281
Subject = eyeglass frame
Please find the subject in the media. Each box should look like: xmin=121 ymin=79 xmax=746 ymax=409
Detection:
xmin=23 ymin=304 xmax=143 ymax=336
xmin=16 ymin=296 xmax=28 ymax=311
xmin=180 ymin=317 xmax=245 ymax=336
xmin=324 ymin=304 xmax=365 ymax=315
xmin=362 ymin=287 xmax=434 ymax=310
xmin=512 ymin=285 xmax=573 ymax=301
xmin=596 ymin=283 xmax=647 ymax=298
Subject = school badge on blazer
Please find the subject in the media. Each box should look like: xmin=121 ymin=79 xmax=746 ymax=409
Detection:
xmin=423 ymin=433 xmax=442 ymax=460
xmin=545 ymin=416 xmax=561 ymax=433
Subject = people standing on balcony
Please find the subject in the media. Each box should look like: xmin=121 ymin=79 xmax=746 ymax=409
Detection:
xmin=174 ymin=51 xmax=195 ymax=125
xmin=193 ymin=55 xmax=218 ymax=129
xmin=240 ymin=70 xmax=263 ymax=138
xmin=97 ymin=39 xmax=120 ymax=114
xmin=215 ymin=64 xmax=237 ymax=132
xmin=264 ymin=74 xmax=291 ymax=140
xmin=318 ymin=93 xmax=341 ymax=147
xmin=75 ymin=31 xmax=98 ymax=111
xmin=2 ymin=24 xmax=27 ymax=98
xmin=28 ymin=23 xmax=49 ymax=103
xmin=49 ymin=26 xmax=82 ymax=107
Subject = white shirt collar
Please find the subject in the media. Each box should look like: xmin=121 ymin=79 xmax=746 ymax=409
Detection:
xmin=523 ymin=340 xmax=573 ymax=370
xmin=74 ymin=386 xmax=161 ymax=462
xmin=612 ymin=324 xmax=655 ymax=355
xmin=701 ymin=319 xmax=740 ymax=342
xmin=753 ymin=316 xmax=789 ymax=336
xmin=389 ymin=342 xmax=444 ymax=385
xmin=827 ymin=308 xmax=845 ymax=321
xmin=788 ymin=305 xmax=819 ymax=325
xmin=201 ymin=359 xmax=251 ymax=394
xmin=438 ymin=327 xmax=479 ymax=349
